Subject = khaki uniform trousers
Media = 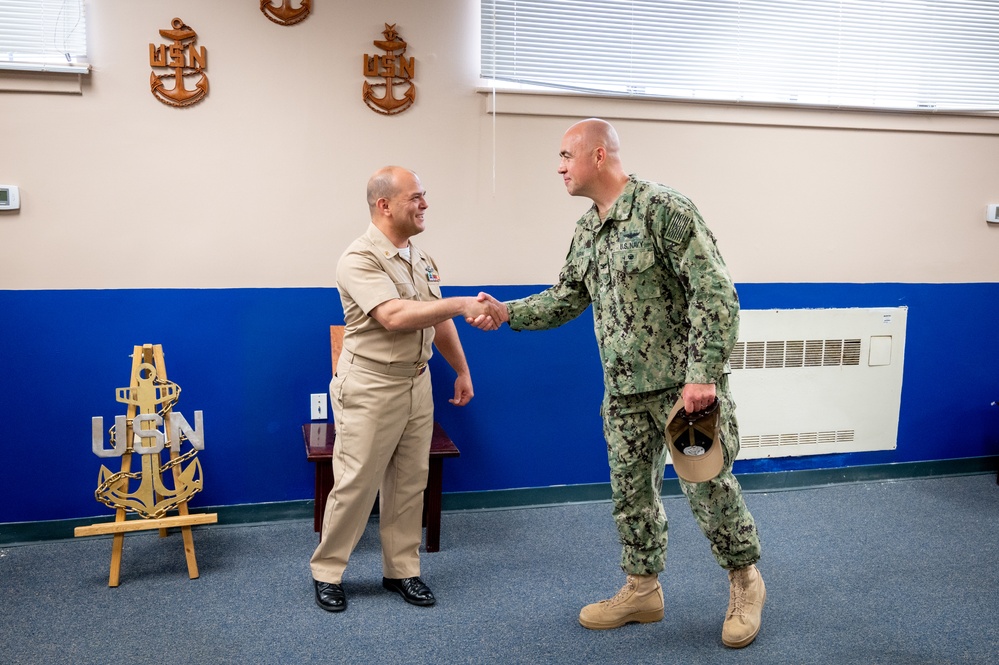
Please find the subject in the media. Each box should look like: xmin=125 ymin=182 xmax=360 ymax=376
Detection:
xmin=309 ymin=358 xmax=433 ymax=584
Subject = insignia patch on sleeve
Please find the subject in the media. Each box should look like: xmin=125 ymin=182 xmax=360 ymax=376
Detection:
xmin=664 ymin=212 xmax=692 ymax=244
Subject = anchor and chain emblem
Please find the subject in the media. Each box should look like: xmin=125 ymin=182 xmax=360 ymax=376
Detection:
xmin=91 ymin=360 xmax=205 ymax=519
xmin=363 ymin=24 xmax=416 ymax=115
xmin=149 ymin=18 xmax=209 ymax=108
xmin=260 ymin=0 xmax=312 ymax=26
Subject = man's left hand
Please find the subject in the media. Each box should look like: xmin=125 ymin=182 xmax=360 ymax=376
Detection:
xmin=449 ymin=373 xmax=474 ymax=406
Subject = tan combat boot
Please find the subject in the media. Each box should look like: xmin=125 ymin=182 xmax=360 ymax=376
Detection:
xmin=722 ymin=564 xmax=766 ymax=648
xmin=578 ymin=574 xmax=664 ymax=630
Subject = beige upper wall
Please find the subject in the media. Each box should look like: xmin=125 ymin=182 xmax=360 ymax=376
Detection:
xmin=1 ymin=0 xmax=997 ymax=289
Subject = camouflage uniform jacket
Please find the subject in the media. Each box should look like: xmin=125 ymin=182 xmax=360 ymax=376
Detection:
xmin=507 ymin=176 xmax=739 ymax=397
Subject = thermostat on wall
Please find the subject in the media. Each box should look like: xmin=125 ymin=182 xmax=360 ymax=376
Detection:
xmin=0 ymin=185 xmax=19 ymax=211
xmin=987 ymin=203 xmax=999 ymax=224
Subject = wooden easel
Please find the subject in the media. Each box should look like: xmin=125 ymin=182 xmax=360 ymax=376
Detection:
xmin=75 ymin=344 xmax=217 ymax=587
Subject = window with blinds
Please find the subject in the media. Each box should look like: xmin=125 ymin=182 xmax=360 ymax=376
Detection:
xmin=0 ymin=0 xmax=88 ymax=74
xmin=480 ymin=0 xmax=999 ymax=113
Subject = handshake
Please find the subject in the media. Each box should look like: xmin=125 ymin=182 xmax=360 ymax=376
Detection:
xmin=462 ymin=292 xmax=508 ymax=332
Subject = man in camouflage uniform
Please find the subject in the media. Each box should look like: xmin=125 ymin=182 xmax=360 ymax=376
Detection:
xmin=478 ymin=119 xmax=765 ymax=647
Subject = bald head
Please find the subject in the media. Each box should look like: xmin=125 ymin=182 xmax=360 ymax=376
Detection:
xmin=365 ymin=165 xmax=428 ymax=246
xmin=558 ymin=118 xmax=630 ymax=216
xmin=366 ymin=166 xmax=413 ymax=212
xmin=565 ymin=118 xmax=622 ymax=164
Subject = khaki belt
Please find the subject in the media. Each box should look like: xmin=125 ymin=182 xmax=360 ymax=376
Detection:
xmin=343 ymin=351 xmax=427 ymax=377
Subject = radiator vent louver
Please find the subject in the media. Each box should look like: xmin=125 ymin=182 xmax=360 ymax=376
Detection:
xmin=741 ymin=430 xmax=856 ymax=449
xmin=730 ymin=339 xmax=862 ymax=370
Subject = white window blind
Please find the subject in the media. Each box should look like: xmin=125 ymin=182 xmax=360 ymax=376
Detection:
xmin=481 ymin=0 xmax=999 ymax=113
xmin=0 ymin=0 xmax=88 ymax=73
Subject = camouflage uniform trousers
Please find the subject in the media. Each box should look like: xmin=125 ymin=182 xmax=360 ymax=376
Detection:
xmin=602 ymin=375 xmax=761 ymax=575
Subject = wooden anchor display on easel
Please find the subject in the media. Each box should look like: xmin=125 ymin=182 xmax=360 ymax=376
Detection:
xmin=75 ymin=344 xmax=217 ymax=587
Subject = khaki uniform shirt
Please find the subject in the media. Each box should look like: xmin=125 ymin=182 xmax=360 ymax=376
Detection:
xmin=337 ymin=224 xmax=443 ymax=365
xmin=507 ymin=176 xmax=739 ymax=397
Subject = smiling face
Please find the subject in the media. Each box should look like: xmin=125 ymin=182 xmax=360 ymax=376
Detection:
xmin=385 ymin=170 xmax=428 ymax=239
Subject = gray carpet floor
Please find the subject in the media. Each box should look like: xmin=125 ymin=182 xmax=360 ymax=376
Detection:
xmin=1 ymin=474 xmax=997 ymax=664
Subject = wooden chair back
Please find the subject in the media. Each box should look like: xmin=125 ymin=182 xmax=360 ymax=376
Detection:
xmin=330 ymin=325 xmax=344 ymax=376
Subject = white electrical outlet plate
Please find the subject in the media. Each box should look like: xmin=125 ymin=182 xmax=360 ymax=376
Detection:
xmin=986 ymin=203 xmax=999 ymax=224
xmin=310 ymin=393 xmax=327 ymax=420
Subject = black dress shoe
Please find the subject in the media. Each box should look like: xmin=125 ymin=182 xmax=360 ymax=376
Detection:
xmin=382 ymin=576 xmax=436 ymax=606
xmin=314 ymin=580 xmax=347 ymax=612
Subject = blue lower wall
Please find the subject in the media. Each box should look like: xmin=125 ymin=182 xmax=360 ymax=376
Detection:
xmin=1 ymin=283 xmax=997 ymax=524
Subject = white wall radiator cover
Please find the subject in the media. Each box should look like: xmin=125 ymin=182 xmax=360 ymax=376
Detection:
xmin=727 ymin=307 xmax=907 ymax=460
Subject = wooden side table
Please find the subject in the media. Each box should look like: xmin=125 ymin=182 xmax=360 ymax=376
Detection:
xmin=303 ymin=421 xmax=460 ymax=552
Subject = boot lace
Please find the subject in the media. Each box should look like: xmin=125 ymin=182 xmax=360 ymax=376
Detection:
xmin=727 ymin=571 xmax=747 ymax=618
xmin=604 ymin=576 xmax=638 ymax=607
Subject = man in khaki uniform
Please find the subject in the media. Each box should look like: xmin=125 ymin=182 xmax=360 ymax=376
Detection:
xmin=310 ymin=166 xmax=501 ymax=613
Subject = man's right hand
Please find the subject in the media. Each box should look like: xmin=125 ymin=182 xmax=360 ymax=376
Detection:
xmin=465 ymin=292 xmax=509 ymax=330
